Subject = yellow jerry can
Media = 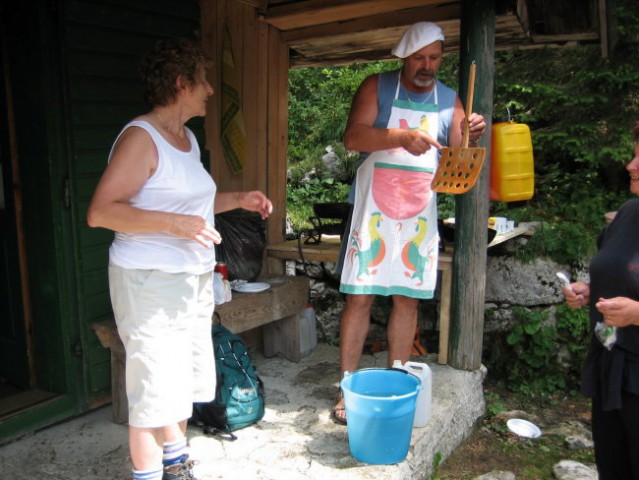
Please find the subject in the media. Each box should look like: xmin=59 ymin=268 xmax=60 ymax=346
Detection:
xmin=490 ymin=119 xmax=534 ymax=202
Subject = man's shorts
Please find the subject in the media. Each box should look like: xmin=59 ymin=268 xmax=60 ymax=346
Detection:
xmin=109 ymin=265 xmax=216 ymax=428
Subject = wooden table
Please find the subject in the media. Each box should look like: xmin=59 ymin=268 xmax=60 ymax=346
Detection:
xmin=267 ymin=227 xmax=528 ymax=364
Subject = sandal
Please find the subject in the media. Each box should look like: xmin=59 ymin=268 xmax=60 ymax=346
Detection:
xmin=331 ymin=390 xmax=347 ymax=425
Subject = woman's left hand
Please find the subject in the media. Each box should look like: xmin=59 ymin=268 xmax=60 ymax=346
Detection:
xmin=596 ymin=296 xmax=639 ymax=327
xmin=238 ymin=191 xmax=273 ymax=219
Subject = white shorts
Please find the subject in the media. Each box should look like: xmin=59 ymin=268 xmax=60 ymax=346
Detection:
xmin=108 ymin=265 xmax=216 ymax=428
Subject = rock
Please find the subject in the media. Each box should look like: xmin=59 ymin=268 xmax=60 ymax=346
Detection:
xmin=473 ymin=471 xmax=516 ymax=480
xmin=552 ymin=460 xmax=598 ymax=480
xmin=321 ymin=145 xmax=339 ymax=173
xmin=565 ymin=435 xmax=594 ymax=450
xmin=485 ymin=257 xmax=567 ymax=306
xmin=519 ymin=221 xmax=543 ymax=233
xmin=545 ymin=420 xmax=592 ymax=439
xmin=495 ymin=409 xmax=540 ymax=425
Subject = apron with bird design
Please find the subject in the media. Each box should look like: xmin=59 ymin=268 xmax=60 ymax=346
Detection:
xmin=340 ymin=80 xmax=440 ymax=299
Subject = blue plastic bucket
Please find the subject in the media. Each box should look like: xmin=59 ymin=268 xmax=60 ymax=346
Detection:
xmin=340 ymin=368 xmax=420 ymax=464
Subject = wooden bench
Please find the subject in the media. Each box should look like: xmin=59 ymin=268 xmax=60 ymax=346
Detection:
xmin=91 ymin=274 xmax=310 ymax=424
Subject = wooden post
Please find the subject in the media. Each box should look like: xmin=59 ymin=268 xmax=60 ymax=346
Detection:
xmin=449 ymin=0 xmax=495 ymax=370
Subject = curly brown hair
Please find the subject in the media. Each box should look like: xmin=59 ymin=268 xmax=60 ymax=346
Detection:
xmin=633 ymin=121 xmax=639 ymax=142
xmin=139 ymin=38 xmax=211 ymax=107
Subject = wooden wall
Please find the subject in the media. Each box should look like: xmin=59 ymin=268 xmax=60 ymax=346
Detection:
xmin=200 ymin=0 xmax=289 ymax=248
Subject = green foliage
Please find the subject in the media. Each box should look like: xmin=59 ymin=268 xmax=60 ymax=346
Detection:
xmin=435 ymin=193 xmax=456 ymax=220
xmin=286 ymin=177 xmax=351 ymax=230
xmin=484 ymin=391 xmax=507 ymax=417
xmin=288 ymin=61 xmax=400 ymax=165
xmin=555 ymin=304 xmax=591 ymax=383
xmin=287 ymin=61 xmax=402 ymax=232
xmin=493 ymin=307 xmax=560 ymax=395
xmin=506 ymin=308 xmax=558 ymax=370
xmin=485 ymin=0 xmax=639 ymax=264
xmin=485 ymin=305 xmax=590 ymax=396
xmin=512 ymin=221 xmax=598 ymax=267
xmin=429 ymin=451 xmax=444 ymax=479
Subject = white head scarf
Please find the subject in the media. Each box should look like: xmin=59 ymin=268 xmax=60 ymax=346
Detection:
xmin=391 ymin=22 xmax=445 ymax=58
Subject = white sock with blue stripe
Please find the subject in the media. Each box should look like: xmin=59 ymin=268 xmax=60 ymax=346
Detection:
xmin=132 ymin=466 xmax=163 ymax=480
xmin=162 ymin=438 xmax=187 ymax=467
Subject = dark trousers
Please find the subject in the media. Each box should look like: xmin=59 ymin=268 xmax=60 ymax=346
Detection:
xmin=592 ymin=390 xmax=639 ymax=479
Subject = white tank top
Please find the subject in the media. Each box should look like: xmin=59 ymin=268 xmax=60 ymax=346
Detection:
xmin=108 ymin=120 xmax=217 ymax=274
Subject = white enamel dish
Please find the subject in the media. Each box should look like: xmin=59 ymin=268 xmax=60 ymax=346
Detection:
xmin=507 ymin=418 xmax=542 ymax=438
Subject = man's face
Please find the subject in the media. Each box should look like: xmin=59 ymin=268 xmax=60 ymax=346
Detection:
xmin=402 ymin=41 xmax=444 ymax=88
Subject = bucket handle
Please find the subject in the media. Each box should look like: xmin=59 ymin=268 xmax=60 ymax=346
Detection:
xmin=344 ymin=367 xmax=421 ymax=390
xmin=346 ymin=367 xmax=414 ymax=376
xmin=341 ymin=368 xmax=422 ymax=396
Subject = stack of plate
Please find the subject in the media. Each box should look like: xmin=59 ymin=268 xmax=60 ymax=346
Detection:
xmin=231 ymin=282 xmax=270 ymax=293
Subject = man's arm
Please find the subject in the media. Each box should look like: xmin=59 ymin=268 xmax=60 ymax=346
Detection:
xmin=344 ymin=75 xmax=441 ymax=156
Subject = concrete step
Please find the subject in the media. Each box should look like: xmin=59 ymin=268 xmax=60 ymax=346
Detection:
xmin=192 ymin=343 xmax=486 ymax=479
xmin=0 ymin=344 xmax=486 ymax=480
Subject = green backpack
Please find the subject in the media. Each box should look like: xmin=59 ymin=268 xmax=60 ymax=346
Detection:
xmin=191 ymin=324 xmax=265 ymax=438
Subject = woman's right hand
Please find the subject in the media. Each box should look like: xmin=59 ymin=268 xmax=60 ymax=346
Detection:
xmin=563 ymin=281 xmax=590 ymax=309
xmin=170 ymin=214 xmax=221 ymax=248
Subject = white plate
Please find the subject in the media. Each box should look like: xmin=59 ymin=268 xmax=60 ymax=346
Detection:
xmin=507 ymin=418 xmax=542 ymax=438
xmin=232 ymin=282 xmax=270 ymax=293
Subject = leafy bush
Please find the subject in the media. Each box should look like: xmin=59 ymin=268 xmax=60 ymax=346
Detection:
xmin=286 ymin=177 xmax=351 ymax=230
xmin=484 ymin=305 xmax=590 ymax=396
xmin=287 ymin=61 xmax=404 ymax=233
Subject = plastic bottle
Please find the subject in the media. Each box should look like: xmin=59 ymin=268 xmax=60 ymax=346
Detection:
xmin=490 ymin=119 xmax=534 ymax=202
xmin=393 ymin=359 xmax=432 ymax=428
xmin=299 ymin=304 xmax=318 ymax=358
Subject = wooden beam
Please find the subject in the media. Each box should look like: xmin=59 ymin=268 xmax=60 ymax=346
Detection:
xmin=265 ymin=25 xmax=289 ymax=247
xmin=264 ymin=0 xmax=443 ymax=30
xmin=231 ymin=0 xmax=268 ymax=10
xmin=288 ymin=21 xmax=458 ymax=58
xmin=598 ymin=0 xmax=608 ymax=58
xmin=285 ymin=10 xmax=529 ymax=67
xmin=281 ymin=4 xmax=460 ymax=43
xmin=604 ymin=0 xmax=619 ymax=58
xmin=530 ymin=32 xmax=599 ymax=43
xmin=449 ymin=0 xmax=495 ymax=371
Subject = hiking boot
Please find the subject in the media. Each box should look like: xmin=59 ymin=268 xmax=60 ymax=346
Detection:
xmin=162 ymin=454 xmax=198 ymax=480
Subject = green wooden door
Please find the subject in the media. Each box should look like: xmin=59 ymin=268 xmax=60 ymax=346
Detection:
xmin=1 ymin=1 xmax=83 ymax=440
xmin=0 ymin=98 xmax=30 ymax=389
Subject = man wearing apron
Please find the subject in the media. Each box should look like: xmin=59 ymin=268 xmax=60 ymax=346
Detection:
xmin=333 ymin=22 xmax=486 ymax=424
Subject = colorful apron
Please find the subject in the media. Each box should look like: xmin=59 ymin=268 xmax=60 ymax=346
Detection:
xmin=340 ymin=80 xmax=440 ymax=299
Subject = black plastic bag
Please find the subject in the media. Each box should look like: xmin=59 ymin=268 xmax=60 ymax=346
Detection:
xmin=214 ymin=209 xmax=266 ymax=281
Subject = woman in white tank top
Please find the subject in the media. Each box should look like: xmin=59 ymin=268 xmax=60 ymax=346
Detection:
xmin=87 ymin=38 xmax=272 ymax=480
